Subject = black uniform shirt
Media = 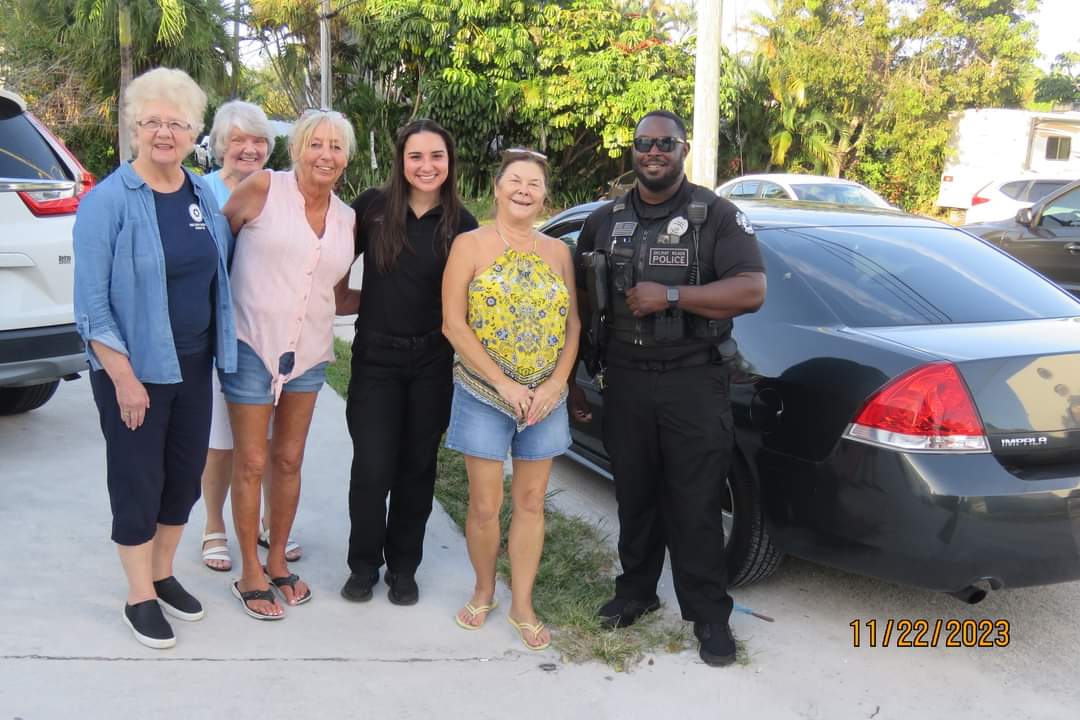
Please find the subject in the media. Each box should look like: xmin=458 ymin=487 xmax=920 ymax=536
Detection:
xmin=575 ymin=178 xmax=765 ymax=361
xmin=352 ymin=188 xmax=478 ymax=336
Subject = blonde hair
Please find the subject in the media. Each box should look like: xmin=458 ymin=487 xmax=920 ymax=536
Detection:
xmin=208 ymin=100 xmax=275 ymax=164
xmin=123 ymin=67 xmax=206 ymax=151
xmin=288 ymin=109 xmax=356 ymax=166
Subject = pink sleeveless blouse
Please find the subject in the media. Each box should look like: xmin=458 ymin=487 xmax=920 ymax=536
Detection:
xmin=229 ymin=170 xmax=355 ymax=403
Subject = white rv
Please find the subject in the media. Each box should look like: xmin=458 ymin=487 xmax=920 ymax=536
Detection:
xmin=936 ymin=108 xmax=1080 ymax=218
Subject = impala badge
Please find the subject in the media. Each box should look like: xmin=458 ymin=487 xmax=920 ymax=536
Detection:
xmin=1000 ymin=436 xmax=1048 ymax=448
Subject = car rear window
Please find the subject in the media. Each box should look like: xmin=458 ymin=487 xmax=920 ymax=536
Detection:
xmin=1028 ymin=180 xmax=1069 ymax=203
xmin=769 ymin=225 xmax=1079 ymax=327
xmin=999 ymin=181 xmax=1027 ymax=199
xmin=0 ymin=113 xmax=70 ymax=181
xmin=789 ymin=183 xmax=883 ymax=208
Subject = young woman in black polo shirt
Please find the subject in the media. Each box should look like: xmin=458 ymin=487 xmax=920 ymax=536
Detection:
xmin=337 ymin=119 xmax=478 ymax=604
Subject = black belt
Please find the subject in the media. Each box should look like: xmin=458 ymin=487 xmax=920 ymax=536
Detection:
xmin=358 ymin=328 xmax=446 ymax=350
xmin=606 ymin=347 xmax=714 ymax=372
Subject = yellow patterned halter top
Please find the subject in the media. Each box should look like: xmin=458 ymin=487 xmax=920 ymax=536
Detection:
xmin=455 ymin=231 xmax=570 ymax=421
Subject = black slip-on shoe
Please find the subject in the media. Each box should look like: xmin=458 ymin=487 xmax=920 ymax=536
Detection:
xmin=154 ymin=576 xmax=204 ymax=621
xmin=597 ymin=596 xmax=661 ymax=629
xmin=341 ymin=570 xmax=380 ymax=602
xmin=695 ymin=622 xmax=737 ymax=667
xmin=385 ymin=571 xmax=419 ymax=606
xmin=123 ymin=600 xmax=176 ymax=649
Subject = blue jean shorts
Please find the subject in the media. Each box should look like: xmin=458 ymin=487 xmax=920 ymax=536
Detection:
xmin=444 ymin=383 xmax=571 ymax=461
xmin=218 ymin=340 xmax=328 ymax=405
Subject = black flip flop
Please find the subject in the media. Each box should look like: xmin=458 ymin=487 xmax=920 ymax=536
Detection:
xmin=263 ymin=569 xmax=312 ymax=606
xmin=231 ymin=581 xmax=284 ymax=621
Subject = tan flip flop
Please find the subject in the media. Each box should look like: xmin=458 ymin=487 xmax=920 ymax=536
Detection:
xmin=507 ymin=615 xmax=551 ymax=651
xmin=455 ymin=598 xmax=499 ymax=630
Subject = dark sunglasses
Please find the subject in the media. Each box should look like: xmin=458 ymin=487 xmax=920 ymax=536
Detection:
xmin=633 ymin=136 xmax=686 ymax=153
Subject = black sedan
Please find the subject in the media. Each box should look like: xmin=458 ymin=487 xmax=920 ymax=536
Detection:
xmin=964 ymin=179 xmax=1080 ymax=298
xmin=541 ymin=200 xmax=1080 ymax=600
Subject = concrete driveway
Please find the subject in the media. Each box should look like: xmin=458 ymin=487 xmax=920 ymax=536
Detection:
xmin=1 ymin=376 xmax=1078 ymax=718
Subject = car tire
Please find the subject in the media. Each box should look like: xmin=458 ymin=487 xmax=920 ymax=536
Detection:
xmin=0 ymin=381 xmax=60 ymax=416
xmin=726 ymin=449 xmax=783 ymax=587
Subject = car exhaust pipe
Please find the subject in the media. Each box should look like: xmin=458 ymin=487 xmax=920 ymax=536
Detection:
xmin=947 ymin=584 xmax=989 ymax=604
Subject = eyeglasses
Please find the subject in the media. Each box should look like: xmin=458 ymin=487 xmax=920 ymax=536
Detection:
xmin=137 ymin=119 xmax=192 ymax=133
xmin=633 ymin=136 xmax=686 ymax=153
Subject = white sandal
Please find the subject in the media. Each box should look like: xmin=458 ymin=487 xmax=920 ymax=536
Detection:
xmin=257 ymin=525 xmax=303 ymax=562
xmin=201 ymin=532 xmax=232 ymax=572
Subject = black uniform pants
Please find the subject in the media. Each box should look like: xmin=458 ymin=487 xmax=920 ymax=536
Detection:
xmin=345 ymin=331 xmax=453 ymax=577
xmin=602 ymin=359 xmax=735 ymax=624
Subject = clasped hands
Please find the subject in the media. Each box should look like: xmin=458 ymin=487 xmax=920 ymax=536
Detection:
xmin=496 ymin=378 xmax=563 ymax=426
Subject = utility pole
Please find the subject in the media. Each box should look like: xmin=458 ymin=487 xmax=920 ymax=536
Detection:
xmin=691 ymin=0 xmax=722 ymax=188
xmin=320 ymin=0 xmax=332 ymax=109
xmin=232 ymin=1 xmax=241 ymax=98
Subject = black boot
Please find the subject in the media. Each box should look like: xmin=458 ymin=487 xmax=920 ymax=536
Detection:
xmin=694 ymin=622 xmax=736 ymax=667
xmin=385 ymin=571 xmax=419 ymax=606
xmin=341 ymin=570 xmax=380 ymax=602
xmin=597 ymin=596 xmax=660 ymax=629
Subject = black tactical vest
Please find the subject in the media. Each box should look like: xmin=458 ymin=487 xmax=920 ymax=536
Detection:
xmin=604 ymin=187 xmax=730 ymax=347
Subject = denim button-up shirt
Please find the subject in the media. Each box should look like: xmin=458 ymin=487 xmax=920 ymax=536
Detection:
xmin=73 ymin=162 xmax=238 ymax=383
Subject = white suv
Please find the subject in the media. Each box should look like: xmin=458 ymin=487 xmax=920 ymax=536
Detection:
xmin=0 ymin=89 xmax=95 ymax=414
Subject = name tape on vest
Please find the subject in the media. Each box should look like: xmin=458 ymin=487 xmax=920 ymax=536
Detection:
xmin=649 ymin=247 xmax=690 ymax=267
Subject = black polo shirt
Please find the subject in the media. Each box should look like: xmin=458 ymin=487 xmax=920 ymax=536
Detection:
xmin=352 ymin=188 xmax=478 ymax=337
xmin=574 ymin=178 xmax=765 ymax=362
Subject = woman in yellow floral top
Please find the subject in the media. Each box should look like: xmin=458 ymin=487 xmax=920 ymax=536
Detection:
xmin=442 ymin=150 xmax=580 ymax=651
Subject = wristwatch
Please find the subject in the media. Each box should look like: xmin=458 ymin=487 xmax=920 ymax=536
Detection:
xmin=666 ymin=286 xmax=680 ymax=309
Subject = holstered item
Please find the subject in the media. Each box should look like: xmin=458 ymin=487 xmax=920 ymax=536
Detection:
xmin=579 ymin=250 xmax=610 ymax=376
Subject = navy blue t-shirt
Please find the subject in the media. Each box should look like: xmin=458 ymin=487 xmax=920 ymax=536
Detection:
xmin=153 ymin=178 xmax=218 ymax=356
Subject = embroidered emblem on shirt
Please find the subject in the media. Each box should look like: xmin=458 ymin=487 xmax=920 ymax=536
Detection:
xmin=649 ymin=247 xmax=689 ymax=267
xmin=735 ymin=211 xmax=754 ymax=235
xmin=188 ymin=204 xmax=204 ymax=223
xmin=666 ymin=217 xmax=689 ymax=237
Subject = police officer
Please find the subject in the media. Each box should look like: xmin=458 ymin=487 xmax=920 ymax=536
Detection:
xmin=571 ymin=110 xmax=765 ymax=667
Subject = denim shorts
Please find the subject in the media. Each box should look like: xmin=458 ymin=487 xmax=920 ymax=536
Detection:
xmin=444 ymin=383 xmax=571 ymax=461
xmin=218 ymin=340 xmax=328 ymax=405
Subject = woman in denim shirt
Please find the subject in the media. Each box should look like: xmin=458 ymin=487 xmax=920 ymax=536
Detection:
xmin=73 ymin=67 xmax=237 ymax=650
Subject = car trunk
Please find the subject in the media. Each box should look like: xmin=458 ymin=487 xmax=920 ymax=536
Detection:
xmin=854 ymin=317 xmax=1080 ymax=468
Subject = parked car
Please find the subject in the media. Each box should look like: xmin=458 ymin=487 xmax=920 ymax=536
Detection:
xmin=716 ymin=173 xmax=893 ymax=209
xmin=193 ymin=134 xmax=213 ymax=170
xmin=963 ymin=179 xmax=1080 ymax=298
xmin=964 ymin=174 xmax=1077 ymax=224
xmin=542 ymin=200 xmax=1080 ymax=599
xmin=0 ymin=89 xmax=93 ymax=414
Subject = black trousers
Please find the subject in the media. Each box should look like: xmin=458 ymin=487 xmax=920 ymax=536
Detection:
xmin=345 ymin=331 xmax=453 ymax=577
xmin=90 ymin=348 xmax=213 ymax=546
xmin=602 ymin=360 xmax=735 ymax=624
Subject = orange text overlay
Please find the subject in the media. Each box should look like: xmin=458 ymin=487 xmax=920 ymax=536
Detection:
xmin=850 ymin=619 xmax=1010 ymax=648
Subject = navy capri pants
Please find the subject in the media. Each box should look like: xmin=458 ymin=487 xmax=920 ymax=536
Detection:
xmin=90 ymin=348 xmax=213 ymax=546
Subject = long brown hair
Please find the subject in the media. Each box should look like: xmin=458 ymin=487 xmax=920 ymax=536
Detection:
xmin=367 ymin=119 xmax=464 ymax=273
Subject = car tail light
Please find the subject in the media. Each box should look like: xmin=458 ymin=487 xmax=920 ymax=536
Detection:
xmin=941 ymin=175 xmax=953 ymax=183
xmin=970 ymin=184 xmax=992 ymax=206
xmin=18 ymin=114 xmax=97 ymax=217
xmin=845 ymin=362 xmax=989 ymax=452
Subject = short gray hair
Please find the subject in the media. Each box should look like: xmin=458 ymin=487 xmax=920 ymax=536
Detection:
xmin=288 ymin=109 xmax=356 ymax=166
xmin=123 ymin=67 xmax=206 ymax=149
xmin=208 ymin=100 xmax=276 ymax=164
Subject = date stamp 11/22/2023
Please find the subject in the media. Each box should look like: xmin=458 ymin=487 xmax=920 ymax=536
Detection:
xmin=850 ymin=619 xmax=1010 ymax=648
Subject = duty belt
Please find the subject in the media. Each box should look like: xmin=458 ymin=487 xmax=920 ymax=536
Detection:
xmin=606 ymin=347 xmax=714 ymax=372
xmin=358 ymin=328 xmax=446 ymax=350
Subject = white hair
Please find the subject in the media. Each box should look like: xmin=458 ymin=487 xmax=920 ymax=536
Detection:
xmin=288 ymin=109 xmax=356 ymax=166
xmin=123 ymin=67 xmax=206 ymax=149
xmin=208 ymin=100 xmax=276 ymax=164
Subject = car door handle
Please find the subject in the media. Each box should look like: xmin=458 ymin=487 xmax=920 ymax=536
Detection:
xmin=1066 ymin=242 xmax=1080 ymax=254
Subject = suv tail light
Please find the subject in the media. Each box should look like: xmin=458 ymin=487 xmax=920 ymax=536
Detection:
xmin=17 ymin=114 xmax=96 ymax=217
xmin=970 ymin=184 xmax=992 ymax=206
xmin=845 ymin=362 xmax=989 ymax=453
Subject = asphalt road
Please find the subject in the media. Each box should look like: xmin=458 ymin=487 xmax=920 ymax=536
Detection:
xmin=1 ymin=376 xmax=1078 ymax=719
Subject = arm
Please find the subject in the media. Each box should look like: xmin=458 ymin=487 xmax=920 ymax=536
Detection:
xmin=335 ymin=275 xmax=361 ymax=315
xmin=441 ymin=232 xmax=534 ymax=418
xmin=90 ymin=341 xmax=150 ymax=430
xmin=223 ymin=169 xmax=271 ymax=235
xmin=527 ymin=240 xmax=582 ymax=425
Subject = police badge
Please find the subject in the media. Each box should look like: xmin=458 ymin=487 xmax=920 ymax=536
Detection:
xmin=735 ymin=211 xmax=754 ymax=235
xmin=666 ymin=216 xmax=689 ymax=237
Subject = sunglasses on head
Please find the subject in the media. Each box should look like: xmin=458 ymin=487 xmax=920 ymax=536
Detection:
xmin=633 ymin=136 xmax=686 ymax=153
xmin=502 ymin=147 xmax=548 ymax=161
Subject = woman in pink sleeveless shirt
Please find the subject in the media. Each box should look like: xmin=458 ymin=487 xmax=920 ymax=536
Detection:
xmin=221 ymin=109 xmax=357 ymax=620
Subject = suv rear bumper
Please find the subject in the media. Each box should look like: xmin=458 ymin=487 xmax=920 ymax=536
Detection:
xmin=0 ymin=324 xmax=86 ymax=386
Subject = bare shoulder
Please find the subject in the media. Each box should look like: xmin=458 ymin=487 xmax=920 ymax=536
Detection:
xmin=538 ymin=233 xmax=572 ymax=268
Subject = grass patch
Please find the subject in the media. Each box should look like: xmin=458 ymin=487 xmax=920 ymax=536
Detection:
xmin=328 ymin=337 xmax=693 ymax=670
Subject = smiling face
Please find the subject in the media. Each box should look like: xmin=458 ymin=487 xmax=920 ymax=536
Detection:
xmin=221 ymin=128 xmax=269 ymax=179
xmin=296 ymin=119 xmax=348 ymax=187
xmin=134 ymin=100 xmax=195 ymax=168
xmin=632 ymin=115 xmax=688 ymax=193
xmin=494 ymin=159 xmax=547 ymax=224
xmin=402 ymin=131 xmax=449 ymax=196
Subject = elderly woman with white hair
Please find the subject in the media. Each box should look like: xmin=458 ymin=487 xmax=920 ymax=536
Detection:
xmin=221 ymin=109 xmax=357 ymax=619
xmin=73 ymin=67 xmax=237 ymax=649
xmin=197 ymin=101 xmax=306 ymax=573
